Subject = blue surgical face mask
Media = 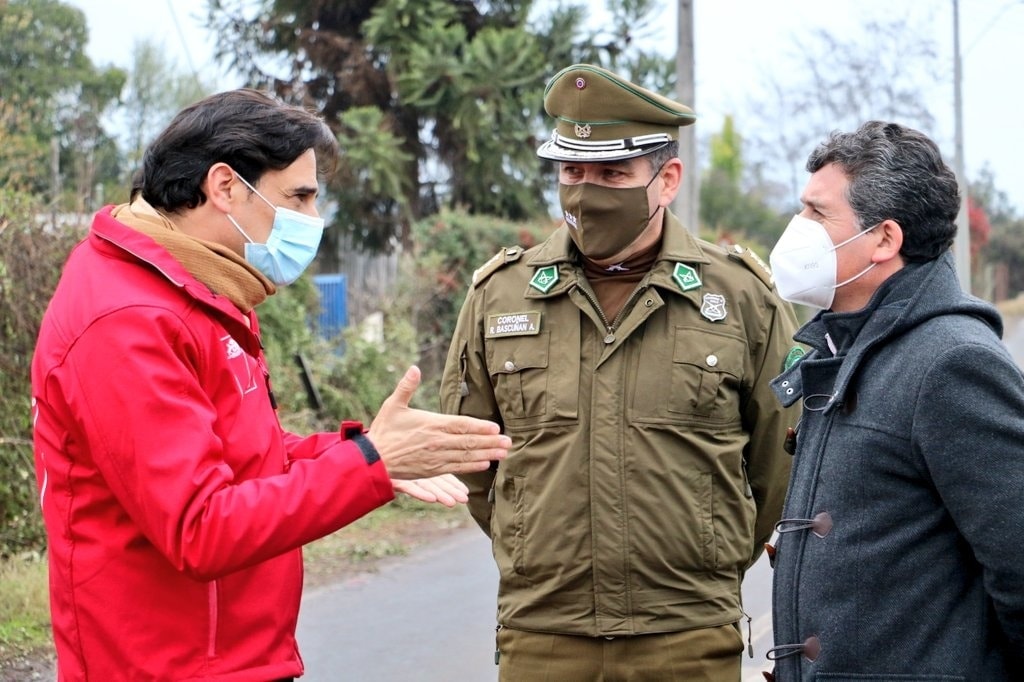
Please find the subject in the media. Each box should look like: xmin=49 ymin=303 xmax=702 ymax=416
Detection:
xmin=226 ymin=173 xmax=325 ymax=285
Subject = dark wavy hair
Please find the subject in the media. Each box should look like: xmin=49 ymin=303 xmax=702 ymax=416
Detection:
xmin=132 ymin=89 xmax=339 ymax=211
xmin=806 ymin=121 xmax=960 ymax=262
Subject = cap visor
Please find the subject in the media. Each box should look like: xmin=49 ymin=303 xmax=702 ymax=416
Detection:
xmin=536 ymin=140 xmax=668 ymax=163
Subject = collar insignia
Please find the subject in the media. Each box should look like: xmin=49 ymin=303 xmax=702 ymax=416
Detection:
xmin=673 ymin=263 xmax=702 ymax=292
xmin=784 ymin=346 xmax=806 ymax=371
xmin=529 ymin=265 xmax=559 ymax=293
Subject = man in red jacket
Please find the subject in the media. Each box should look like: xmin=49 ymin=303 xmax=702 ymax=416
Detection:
xmin=31 ymin=88 xmax=510 ymax=682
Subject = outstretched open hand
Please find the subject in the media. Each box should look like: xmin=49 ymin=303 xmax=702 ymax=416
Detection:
xmin=368 ymin=366 xmax=510 ymax=480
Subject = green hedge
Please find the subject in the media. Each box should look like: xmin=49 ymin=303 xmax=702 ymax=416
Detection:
xmin=404 ymin=207 xmax=556 ymax=387
xmin=0 ymin=190 xmax=86 ymax=556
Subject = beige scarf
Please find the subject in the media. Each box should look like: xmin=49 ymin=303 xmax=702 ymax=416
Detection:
xmin=110 ymin=199 xmax=275 ymax=313
xmin=582 ymin=241 xmax=660 ymax=322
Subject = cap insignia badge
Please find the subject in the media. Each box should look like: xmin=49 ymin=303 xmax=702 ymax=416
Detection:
xmin=529 ymin=265 xmax=559 ymax=294
xmin=672 ymin=262 xmax=702 ymax=291
xmin=700 ymin=293 xmax=727 ymax=322
xmin=575 ymin=77 xmax=586 ymax=89
xmin=574 ymin=123 xmax=592 ymax=139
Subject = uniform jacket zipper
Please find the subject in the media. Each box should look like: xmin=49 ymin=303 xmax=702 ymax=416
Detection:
xmin=574 ymin=281 xmax=646 ymax=344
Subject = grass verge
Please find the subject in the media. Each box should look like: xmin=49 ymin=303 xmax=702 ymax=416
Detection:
xmin=0 ymin=552 xmax=51 ymax=676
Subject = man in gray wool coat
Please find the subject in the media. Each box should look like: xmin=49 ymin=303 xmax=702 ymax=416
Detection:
xmin=765 ymin=120 xmax=1024 ymax=680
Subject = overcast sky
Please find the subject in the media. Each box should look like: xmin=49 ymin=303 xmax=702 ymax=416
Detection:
xmin=69 ymin=0 xmax=1024 ymax=213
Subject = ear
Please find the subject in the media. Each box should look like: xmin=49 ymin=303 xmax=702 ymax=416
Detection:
xmin=871 ymin=219 xmax=904 ymax=264
xmin=204 ymin=162 xmax=240 ymax=213
xmin=656 ymin=157 xmax=683 ymax=206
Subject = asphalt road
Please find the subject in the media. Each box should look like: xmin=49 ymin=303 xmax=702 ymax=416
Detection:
xmin=1003 ymin=315 xmax=1024 ymax=364
xmin=296 ymin=526 xmax=499 ymax=681
xmin=296 ymin=526 xmax=776 ymax=681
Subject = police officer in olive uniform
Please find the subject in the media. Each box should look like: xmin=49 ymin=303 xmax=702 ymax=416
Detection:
xmin=440 ymin=64 xmax=799 ymax=681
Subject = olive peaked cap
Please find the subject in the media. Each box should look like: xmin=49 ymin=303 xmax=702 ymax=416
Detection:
xmin=536 ymin=63 xmax=696 ymax=162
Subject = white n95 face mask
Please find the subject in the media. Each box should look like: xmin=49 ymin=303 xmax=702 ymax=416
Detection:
xmin=769 ymin=214 xmax=877 ymax=310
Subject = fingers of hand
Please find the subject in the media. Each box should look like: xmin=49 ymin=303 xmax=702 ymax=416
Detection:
xmin=456 ymin=460 xmax=493 ymax=475
xmin=431 ymin=487 xmax=458 ymax=508
xmin=429 ymin=473 xmax=469 ymax=503
xmin=460 ymin=434 xmax=510 ymax=462
xmin=436 ymin=473 xmax=469 ymax=496
xmin=469 ymin=430 xmax=510 ymax=451
xmin=431 ymin=434 xmax=508 ymax=476
xmin=393 ymin=476 xmax=466 ymax=507
xmin=446 ymin=415 xmax=502 ymax=436
xmin=392 ymin=478 xmax=438 ymax=503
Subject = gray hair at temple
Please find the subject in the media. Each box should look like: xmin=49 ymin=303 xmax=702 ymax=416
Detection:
xmin=644 ymin=141 xmax=679 ymax=175
xmin=806 ymin=121 xmax=960 ymax=262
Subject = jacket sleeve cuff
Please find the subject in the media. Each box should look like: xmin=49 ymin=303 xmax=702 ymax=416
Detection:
xmin=340 ymin=420 xmax=381 ymax=466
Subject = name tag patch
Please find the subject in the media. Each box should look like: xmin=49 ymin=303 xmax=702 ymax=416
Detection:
xmin=486 ymin=312 xmax=542 ymax=338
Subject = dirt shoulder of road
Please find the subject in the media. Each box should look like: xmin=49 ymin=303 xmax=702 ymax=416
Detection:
xmin=302 ymin=503 xmax=476 ymax=590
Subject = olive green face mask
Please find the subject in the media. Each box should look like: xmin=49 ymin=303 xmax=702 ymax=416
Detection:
xmin=558 ymin=173 xmax=660 ymax=261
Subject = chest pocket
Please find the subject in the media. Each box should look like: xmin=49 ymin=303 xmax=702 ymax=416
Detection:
xmin=632 ymin=326 xmax=746 ymax=425
xmin=486 ymin=331 xmax=578 ymax=430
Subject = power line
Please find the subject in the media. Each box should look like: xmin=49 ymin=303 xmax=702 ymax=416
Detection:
xmin=165 ymin=0 xmax=204 ymax=88
xmin=965 ymin=0 xmax=1022 ymax=55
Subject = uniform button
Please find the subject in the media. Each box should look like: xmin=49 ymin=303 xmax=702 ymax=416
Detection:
xmin=706 ymin=354 xmax=718 ymax=367
xmin=503 ymin=360 xmax=516 ymax=372
xmin=644 ymin=299 xmax=654 ymax=307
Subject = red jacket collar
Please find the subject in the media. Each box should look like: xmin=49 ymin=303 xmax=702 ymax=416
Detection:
xmin=90 ymin=206 xmax=264 ymax=354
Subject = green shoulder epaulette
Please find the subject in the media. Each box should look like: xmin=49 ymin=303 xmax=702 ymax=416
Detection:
xmin=472 ymin=246 xmax=523 ymax=287
xmin=727 ymin=244 xmax=773 ymax=289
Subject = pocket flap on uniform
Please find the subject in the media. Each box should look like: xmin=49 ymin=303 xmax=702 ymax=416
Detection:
xmin=673 ymin=328 xmax=745 ymax=377
xmin=486 ymin=333 xmax=550 ymax=375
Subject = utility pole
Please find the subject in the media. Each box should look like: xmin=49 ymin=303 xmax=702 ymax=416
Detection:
xmin=51 ymin=136 xmax=62 ymax=223
xmin=952 ymin=0 xmax=972 ymax=293
xmin=674 ymin=0 xmax=699 ymax=235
